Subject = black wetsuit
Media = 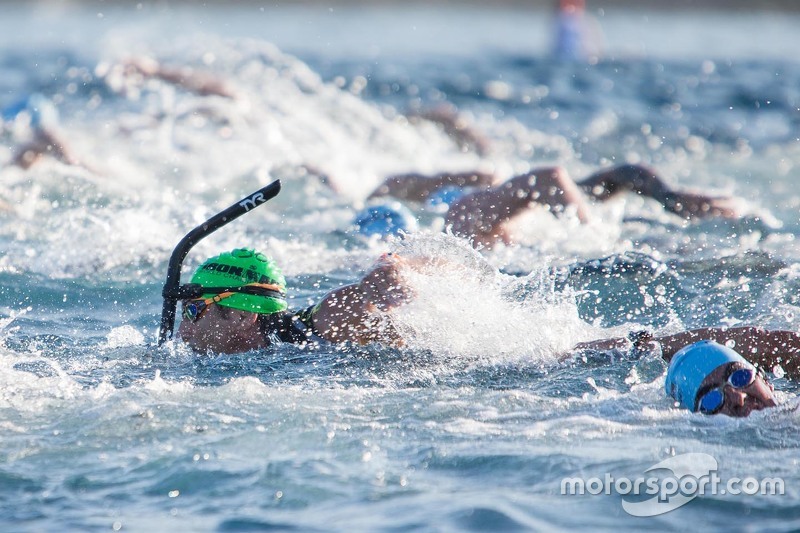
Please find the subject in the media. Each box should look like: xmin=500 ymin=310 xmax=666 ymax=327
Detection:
xmin=257 ymin=307 xmax=318 ymax=346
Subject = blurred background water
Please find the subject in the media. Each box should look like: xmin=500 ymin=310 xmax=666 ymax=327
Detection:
xmin=1 ymin=1 xmax=799 ymax=531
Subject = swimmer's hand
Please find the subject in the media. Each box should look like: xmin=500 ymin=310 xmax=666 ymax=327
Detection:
xmin=122 ymin=56 xmax=160 ymax=77
xmin=662 ymin=191 xmax=740 ymax=219
xmin=359 ymin=253 xmax=415 ymax=312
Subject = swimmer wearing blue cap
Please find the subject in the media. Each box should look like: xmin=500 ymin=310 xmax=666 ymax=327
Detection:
xmin=574 ymin=325 xmax=799 ymax=417
xmin=552 ymin=0 xmax=602 ymax=63
xmin=2 ymin=93 xmax=83 ymax=169
xmin=353 ymin=202 xmax=418 ymax=238
xmin=364 ymin=164 xmax=739 ymax=248
xmin=664 ymin=340 xmax=775 ymax=417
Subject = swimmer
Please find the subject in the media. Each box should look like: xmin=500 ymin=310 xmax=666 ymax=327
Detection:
xmin=665 ymin=341 xmax=775 ymax=418
xmin=367 ymin=164 xmax=739 ymax=247
xmin=2 ymin=94 xmax=85 ymax=170
xmin=367 ymin=170 xmax=496 ymax=204
xmin=353 ymin=202 xmax=418 ymax=238
xmin=574 ymin=326 xmax=800 ymax=417
xmin=177 ymin=248 xmax=412 ymax=353
xmin=552 ymin=0 xmax=602 ymax=62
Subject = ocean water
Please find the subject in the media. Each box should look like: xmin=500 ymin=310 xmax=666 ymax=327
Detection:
xmin=1 ymin=3 xmax=800 ymax=531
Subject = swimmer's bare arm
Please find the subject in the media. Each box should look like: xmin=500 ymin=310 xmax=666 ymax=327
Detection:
xmin=410 ymin=104 xmax=492 ymax=156
xmin=656 ymin=327 xmax=800 ymax=377
xmin=574 ymin=326 xmax=800 ymax=379
xmin=367 ymin=171 xmax=496 ymax=202
xmin=123 ymin=57 xmax=237 ymax=99
xmin=307 ymin=255 xmax=413 ymax=345
xmin=445 ymin=167 xmax=590 ymax=246
xmin=577 ymin=164 xmax=739 ymax=219
xmin=13 ymin=128 xmax=93 ymax=171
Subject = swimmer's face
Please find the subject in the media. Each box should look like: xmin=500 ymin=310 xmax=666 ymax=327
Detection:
xmin=696 ymin=362 xmax=776 ymax=417
xmin=178 ymin=303 xmax=262 ymax=354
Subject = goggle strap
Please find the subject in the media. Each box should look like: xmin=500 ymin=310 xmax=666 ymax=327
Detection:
xmin=177 ymin=283 xmax=285 ymax=300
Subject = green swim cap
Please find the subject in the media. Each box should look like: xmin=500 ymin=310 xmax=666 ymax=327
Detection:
xmin=190 ymin=248 xmax=288 ymax=314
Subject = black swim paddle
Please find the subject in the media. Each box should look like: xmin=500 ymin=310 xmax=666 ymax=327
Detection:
xmin=157 ymin=180 xmax=282 ymax=345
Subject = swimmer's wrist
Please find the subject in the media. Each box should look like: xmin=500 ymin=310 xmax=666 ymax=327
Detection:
xmin=627 ymin=328 xmax=658 ymax=354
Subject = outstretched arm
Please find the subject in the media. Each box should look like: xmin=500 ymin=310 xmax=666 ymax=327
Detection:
xmin=445 ymin=166 xmax=590 ymax=247
xmin=308 ymin=254 xmax=413 ymax=345
xmin=574 ymin=326 xmax=800 ymax=379
xmin=13 ymin=128 xmax=89 ymax=171
xmin=367 ymin=171 xmax=496 ymax=203
xmin=121 ymin=57 xmax=237 ymax=99
xmin=577 ymin=164 xmax=739 ymax=219
xmin=656 ymin=327 xmax=800 ymax=375
xmin=408 ymin=103 xmax=492 ymax=156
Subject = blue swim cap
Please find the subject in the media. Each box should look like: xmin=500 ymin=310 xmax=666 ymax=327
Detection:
xmin=2 ymin=98 xmax=28 ymax=122
xmin=426 ymin=186 xmax=467 ymax=211
xmin=665 ymin=340 xmax=751 ymax=411
xmin=1 ymin=93 xmax=58 ymax=129
xmin=354 ymin=202 xmax=417 ymax=238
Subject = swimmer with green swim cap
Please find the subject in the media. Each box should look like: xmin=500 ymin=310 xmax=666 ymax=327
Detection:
xmin=186 ymin=248 xmax=289 ymax=316
xmin=178 ymin=248 xmax=413 ymax=354
xmin=162 ymin=183 xmax=415 ymax=354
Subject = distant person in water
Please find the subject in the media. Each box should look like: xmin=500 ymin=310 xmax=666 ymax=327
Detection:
xmin=2 ymin=57 xmax=240 ymax=169
xmin=573 ymin=326 xmax=800 ymax=418
xmin=2 ymin=94 xmax=84 ymax=170
xmin=361 ymin=164 xmax=739 ymax=247
xmin=353 ymin=202 xmax=419 ymax=239
xmin=552 ymin=0 xmax=602 ymax=62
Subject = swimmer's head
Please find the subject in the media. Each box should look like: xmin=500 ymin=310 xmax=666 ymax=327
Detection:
xmin=188 ymin=248 xmax=287 ymax=315
xmin=425 ymin=186 xmax=467 ymax=212
xmin=354 ymin=202 xmax=417 ymax=238
xmin=2 ymin=94 xmax=59 ymax=130
xmin=665 ymin=340 xmax=775 ymax=416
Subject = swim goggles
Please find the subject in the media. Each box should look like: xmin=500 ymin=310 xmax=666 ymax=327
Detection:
xmin=696 ymin=366 xmax=764 ymax=415
xmin=181 ymin=283 xmax=285 ymax=322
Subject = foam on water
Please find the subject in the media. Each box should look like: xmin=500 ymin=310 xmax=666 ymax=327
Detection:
xmin=383 ymin=234 xmax=590 ymax=366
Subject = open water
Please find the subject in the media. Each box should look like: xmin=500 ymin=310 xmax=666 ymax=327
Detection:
xmin=1 ymin=3 xmax=800 ymax=531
